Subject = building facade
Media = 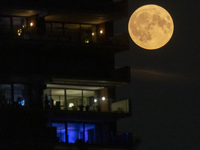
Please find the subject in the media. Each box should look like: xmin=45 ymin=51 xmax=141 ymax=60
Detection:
xmin=0 ymin=0 xmax=132 ymax=149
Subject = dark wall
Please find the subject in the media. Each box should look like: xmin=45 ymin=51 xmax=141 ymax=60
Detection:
xmin=0 ymin=0 xmax=113 ymax=12
xmin=0 ymin=39 xmax=115 ymax=80
xmin=0 ymin=108 xmax=57 ymax=150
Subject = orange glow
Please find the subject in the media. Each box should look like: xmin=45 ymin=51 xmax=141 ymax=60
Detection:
xmin=85 ymin=40 xmax=90 ymax=43
xmin=100 ymin=30 xmax=103 ymax=34
xmin=17 ymin=29 xmax=22 ymax=36
xmin=30 ymin=22 xmax=34 ymax=27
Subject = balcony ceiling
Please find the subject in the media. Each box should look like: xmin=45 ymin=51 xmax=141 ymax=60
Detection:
xmin=0 ymin=9 xmax=120 ymax=24
xmin=45 ymin=13 xmax=114 ymax=24
xmin=0 ymin=9 xmax=41 ymax=17
xmin=52 ymin=78 xmax=128 ymax=87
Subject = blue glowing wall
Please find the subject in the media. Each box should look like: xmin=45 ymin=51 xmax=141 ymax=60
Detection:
xmin=52 ymin=123 xmax=66 ymax=142
xmin=52 ymin=122 xmax=95 ymax=143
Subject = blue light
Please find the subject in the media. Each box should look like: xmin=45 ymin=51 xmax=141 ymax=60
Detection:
xmin=21 ymin=100 xmax=25 ymax=106
xmin=68 ymin=130 xmax=77 ymax=143
xmin=67 ymin=123 xmax=95 ymax=144
xmin=52 ymin=122 xmax=95 ymax=144
xmin=18 ymin=100 xmax=25 ymax=106
xmin=52 ymin=123 xmax=66 ymax=142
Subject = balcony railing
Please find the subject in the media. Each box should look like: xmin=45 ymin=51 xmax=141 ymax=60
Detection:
xmin=43 ymin=95 xmax=130 ymax=114
xmin=111 ymin=99 xmax=129 ymax=113
xmin=0 ymin=25 xmax=128 ymax=46
xmin=54 ymin=132 xmax=133 ymax=149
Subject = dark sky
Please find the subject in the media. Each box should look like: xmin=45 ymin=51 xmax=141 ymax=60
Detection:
xmin=115 ymin=0 xmax=200 ymax=150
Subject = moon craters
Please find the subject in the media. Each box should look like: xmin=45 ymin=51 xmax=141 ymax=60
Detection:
xmin=128 ymin=4 xmax=174 ymax=50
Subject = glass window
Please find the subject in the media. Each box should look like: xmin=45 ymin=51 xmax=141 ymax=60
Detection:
xmin=13 ymin=17 xmax=24 ymax=36
xmin=14 ymin=84 xmax=29 ymax=106
xmin=52 ymin=123 xmax=66 ymax=142
xmin=52 ymin=122 xmax=95 ymax=144
xmin=0 ymin=84 xmax=11 ymax=106
xmin=83 ymin=90 xmax=95 ymax=111
xmin=43 ymin=88 xmax=51 ymax=108
xmin=67 ymin=123 xmax=83 ymax=143
xmin=52 ymin=23 xmax=63 ymax=36
xmin=85 ymin=124 xmax=95 ymax=143
xmin=64 ymin=24 xmax=80 ymax=30
xmin=45 ymin=23 xmax=52 ymax=35
xmin=0 ymin=17 xmax=10 ymax=26
xmin=51 ymin=89 xmax=65 ymax=110
xmin=64 ymin=24 xmax=80 ymax=42
xmin=67 ymin=123 xmax=95 ymax=143
xmin=66 ymin=90 xmax=82 ymax=111
xmin=0 ymin=84 xmax=30 ymax=107
xmin=81 ymin=24 xmax=92 ymax=43
xmin=43 ymin=88 xmax=101 ymax=111
xmin=0 ymin=17 xmax=10 ymax=34
xmin=13 ymin=17 xmax=23 ymax=26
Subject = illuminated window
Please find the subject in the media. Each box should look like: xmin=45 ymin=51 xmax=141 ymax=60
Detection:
xmin=52 ymin=123 xmax=66 ymax=142
xmin=67 ymin=123 xmax=95 ymax=143
xmin=52 ymin=122 xmax=95 ymax=144
xmin=14 ymin=84 xmax=29 ymax=106
xmin=0 ymin=84 xmax=29 ymax=107
xmin=51 ymin=89 xmax=65 ymax=110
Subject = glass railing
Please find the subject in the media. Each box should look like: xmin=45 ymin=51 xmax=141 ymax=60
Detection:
xmin=43 ymin=95 xmax=130 ymax=113
xmin=111 ymin=99 xmax=130 ymax=113
xmin=53 ymin=132 xmax=133 ymax=148
xmin=0 ymin=28 xmax=128 ymax=46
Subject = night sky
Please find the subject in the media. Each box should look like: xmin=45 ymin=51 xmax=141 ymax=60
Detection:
xmin=115 ymin=0 xmax=200 ymax=150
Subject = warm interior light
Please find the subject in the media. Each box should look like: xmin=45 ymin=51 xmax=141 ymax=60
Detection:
xmin=30 ymin=22 xmax=34 ymax=27
xmin=69 ymin=103 xmax=74 ymax=108
xmin=85 ymin=40 xmax=90 ymax=43
xmin=100 ymin=30 xmax=103 ymax=34
xmin=102 ymin=97 xmax=105 ymax=101
xmin=17 ymin=29 xmax=22 ymax=36
xmin=92 ymin=32 xmax=95 ymax=36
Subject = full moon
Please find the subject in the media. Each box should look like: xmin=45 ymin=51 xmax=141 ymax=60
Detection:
xmin=128 ymin=4 xmax=174 ymax=50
